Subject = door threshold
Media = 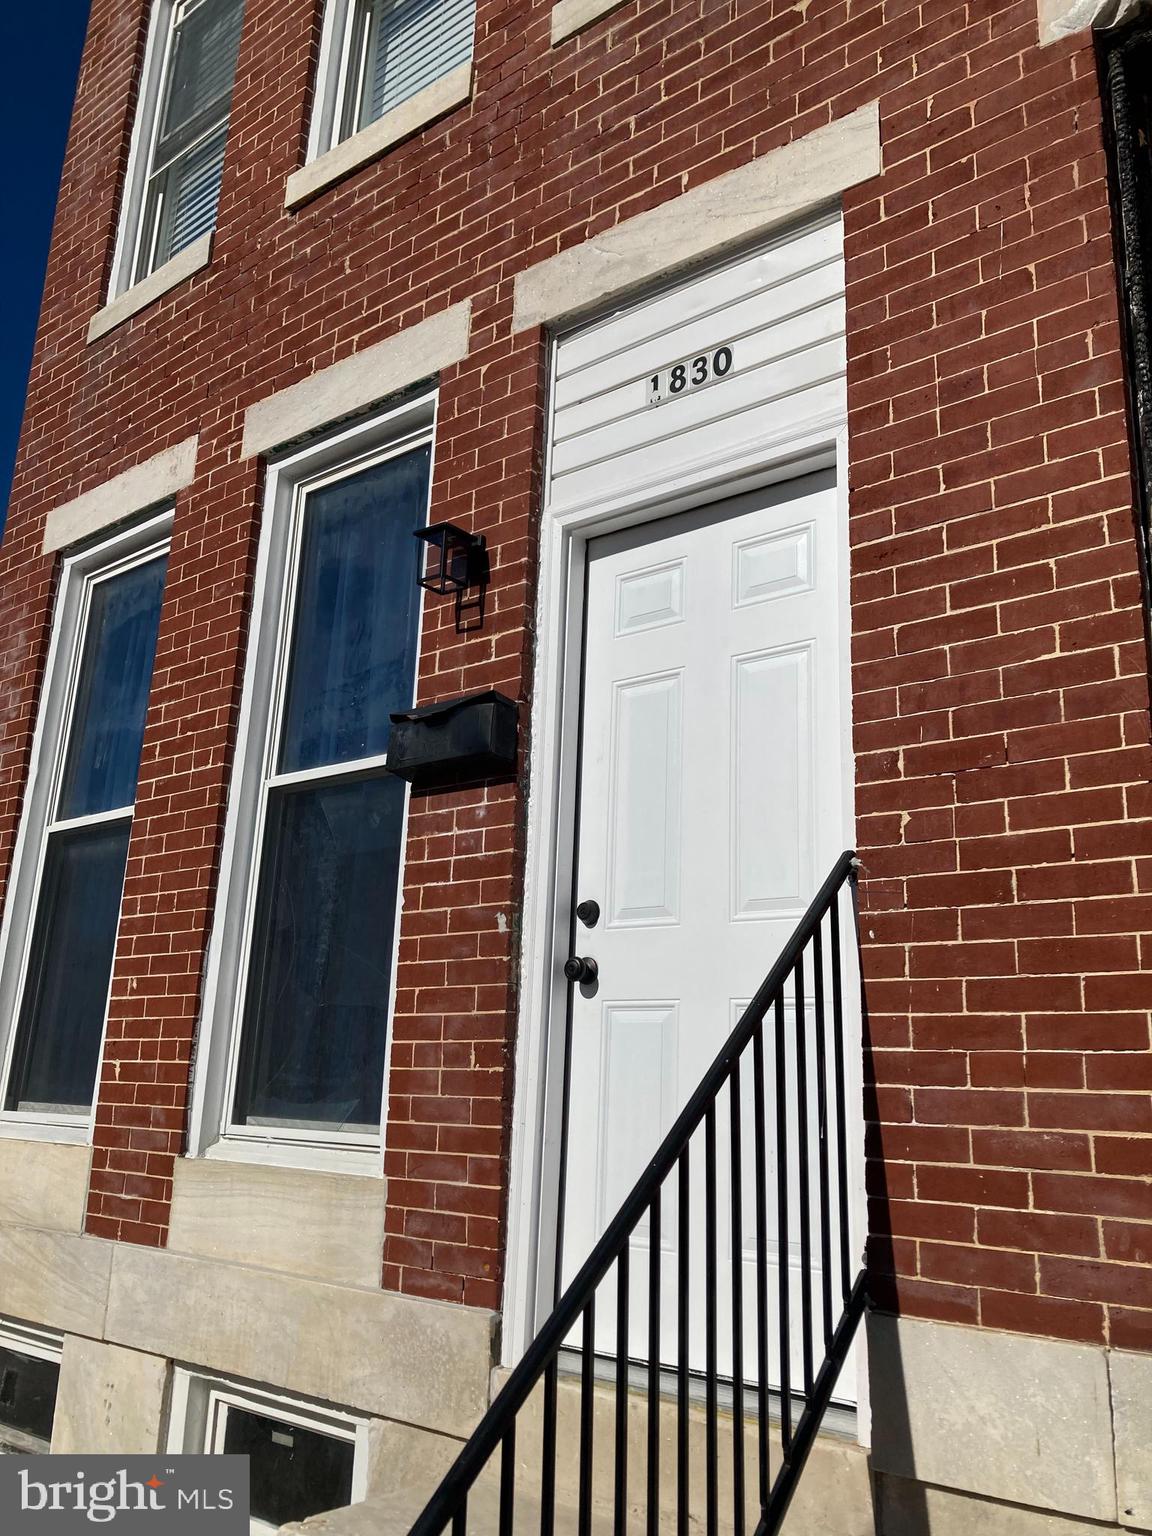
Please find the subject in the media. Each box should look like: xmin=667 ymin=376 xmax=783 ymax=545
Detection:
xmin=554 ymin=1347 xmax=858 ymax=1441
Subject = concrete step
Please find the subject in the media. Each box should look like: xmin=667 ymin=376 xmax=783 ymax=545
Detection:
xmin=281 ymin=1371 xmax=875 ymax=1536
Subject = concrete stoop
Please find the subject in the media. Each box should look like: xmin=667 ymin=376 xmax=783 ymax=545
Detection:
xmin=280 ymin=1373 xmax=875 ymax=1536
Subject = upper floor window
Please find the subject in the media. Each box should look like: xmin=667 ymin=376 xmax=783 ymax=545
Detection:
xmin=313 ymin=0 xmax=475 ymax=156
xmin=0 ymin=515 xmax=170 ymax=1136
xmin=114 ymin=0 xmax=246 ymax=293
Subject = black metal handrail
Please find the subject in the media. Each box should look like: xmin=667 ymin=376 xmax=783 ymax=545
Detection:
xmin=409 ymin=850 xmax=867 ymax=1536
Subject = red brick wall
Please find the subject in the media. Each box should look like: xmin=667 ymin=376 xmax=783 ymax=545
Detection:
xmin=845 ymin=15 xmax=1152 ymax=1352
xmin=0 ymin=0 xmax=1149 ymax=1339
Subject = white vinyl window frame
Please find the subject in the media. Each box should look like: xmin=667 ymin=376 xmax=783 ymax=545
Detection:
xmin=0 ymin=511 xmax=173 ymax=1146
xmin=167 ymin=1369 xmax=370 ymax=1533
xmin=307 ymin=0 xmax=473 ymax=162
xmin=312 ymin=0 xmax=367 ymax=154
xmin=189 ymin=393 xmax=436 ymax=1177
xmin=109 ymin=0 xmax=240 ymax=301
xmin=0 ymin=1319 xmax=64 ymax=1456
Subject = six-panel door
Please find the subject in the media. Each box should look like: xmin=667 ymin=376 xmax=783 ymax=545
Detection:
xmin=561 ymin=471 xmax=857 ymax=1399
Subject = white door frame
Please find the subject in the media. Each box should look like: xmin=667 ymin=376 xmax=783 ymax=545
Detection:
xmin=502 ymin=323 xmax=863 ymax=1432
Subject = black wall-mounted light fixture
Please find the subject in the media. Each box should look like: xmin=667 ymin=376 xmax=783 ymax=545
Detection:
xmin=413 ymin=522 xmax=490 ymax=631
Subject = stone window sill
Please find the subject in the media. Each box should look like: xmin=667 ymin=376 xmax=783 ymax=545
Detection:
xmin=551 ymin=0 xmax=628 ymax=44
xmin=87 ymin=232 xmax=213 ymax=344
xmin=285 ymin=63 xmax=473 ymax=210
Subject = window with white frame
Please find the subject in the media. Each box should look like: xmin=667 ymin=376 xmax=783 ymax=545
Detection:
xmin=0 ymin=1321 xmax=63 ymax=1455
xmin=312 ymin=0 xmax=475 ymax=157
xmin=114 ymin=0 xmax=246 ymax=293
xmin=194 ymin=399 xmax=432 ymax=1165
xmin=0 ymin=514 xmax=170 ymax=1132
xmin=168 ymin=1370 xmax=369 ymax=1531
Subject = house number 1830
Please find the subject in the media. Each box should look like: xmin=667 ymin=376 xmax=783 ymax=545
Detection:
xmin=645 ymin=345 xmax=735 ymax=406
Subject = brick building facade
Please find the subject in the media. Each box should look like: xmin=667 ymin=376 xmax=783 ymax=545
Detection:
xmin=0 ymin=0 xmax=1149 ymax=1528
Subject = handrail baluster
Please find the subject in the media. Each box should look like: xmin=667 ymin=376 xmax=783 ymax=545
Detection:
xmin=406 ymin=853 xmax=867 ymax=1536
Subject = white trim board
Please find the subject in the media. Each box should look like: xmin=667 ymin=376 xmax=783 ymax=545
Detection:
xmin=504 ymin=433 xmax=862 ymax=1367
xmin=502 ymin=225 xmax=864 ymax=1439
xmin=42 ymin=438 xmax=197 ymax=554
xmin=511 ymin=103 xmax=880 ymax=332
xmin=241 ymin=302 xmax=471 ymax=458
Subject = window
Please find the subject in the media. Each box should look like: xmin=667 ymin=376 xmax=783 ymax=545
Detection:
xmin=168 ymin=1372 xmax=369 ymax=1532
xmin=114 ymin=0 xmax=246 ymax=293
xmin=312 ymin=0 xmax=475 ymax=156
xmin=192 ymin=398 xmax=433 ymax=1169
xmin=0 ymin=514 xmax=170 ymax=1135
xmin=0 ymin=1322 xmax=62 ymax=1455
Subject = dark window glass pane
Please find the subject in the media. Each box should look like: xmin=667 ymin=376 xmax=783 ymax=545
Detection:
xmin=5 ymin=823 xmax=132 ymax=1115
xmin=58 ymin=554 xmax=168 ymax=821
xmin=222 ymin=1408 xmax=354 ymax=1527
xmin=0 ymin=1346 xmax=60 ymax=1451
xmin=278 ymin=448 xmax=430 ymax=775
xmin=233 ymin=774 xmax=407 ymax=1132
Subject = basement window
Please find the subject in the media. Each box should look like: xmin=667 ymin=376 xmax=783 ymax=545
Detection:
xmin=111 ymin=0 xmax=247 ymax=296
xmin=0 ymin=1322 xmax=62 ymax=1456
xmin=0 ymin=514 xmax=170 ymax=1136
xmin=168 ymin=1372 xmax=369 ymax=1531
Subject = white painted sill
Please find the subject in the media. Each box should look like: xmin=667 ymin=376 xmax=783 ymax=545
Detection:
xmin=551 ymin=0 xmax=628 ymax=44
xmin=0 ymin=1117 xmax=89 ymax=1149
xmin=285 ymin=62 xmax=473 ymax=210
xmin=203 ymin=1136 xmax=385 ymax=1180
xmin=87 ymin=232 xmax=214 ymax=344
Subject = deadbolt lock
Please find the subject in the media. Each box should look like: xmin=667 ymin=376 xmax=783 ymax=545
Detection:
xmin=576 ymin=899 xmax=601 ymax=928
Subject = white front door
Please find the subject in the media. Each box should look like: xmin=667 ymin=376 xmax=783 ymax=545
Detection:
xmin=560 ymin=469 xmax=855 ymax=1392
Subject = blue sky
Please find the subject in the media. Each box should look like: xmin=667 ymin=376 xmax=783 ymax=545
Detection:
xmin=0 ymin=4 xmax=91 ymax=537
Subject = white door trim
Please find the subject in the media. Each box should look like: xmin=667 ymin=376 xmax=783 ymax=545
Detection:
xmin=503 ymin=352 xmax=856 ymax=1370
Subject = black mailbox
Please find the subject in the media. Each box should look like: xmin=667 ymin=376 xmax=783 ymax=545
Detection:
xmin=386 ymin=690 xmax=518 ymax=788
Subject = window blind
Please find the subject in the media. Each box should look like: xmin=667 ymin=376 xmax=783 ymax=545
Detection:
xmin=356 ymin=0 xmax=475 ymax=133
xmin=161 ymin=124 xmax=230 ymax=258
xmin=134 ymin=0 xmax=245 ymax=282
xmin=160 ymin=0 xmax=245 ymax=159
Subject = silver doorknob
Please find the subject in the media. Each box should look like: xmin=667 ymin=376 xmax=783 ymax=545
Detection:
xmin=564 ymin=955 xmax=599 ymax=984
